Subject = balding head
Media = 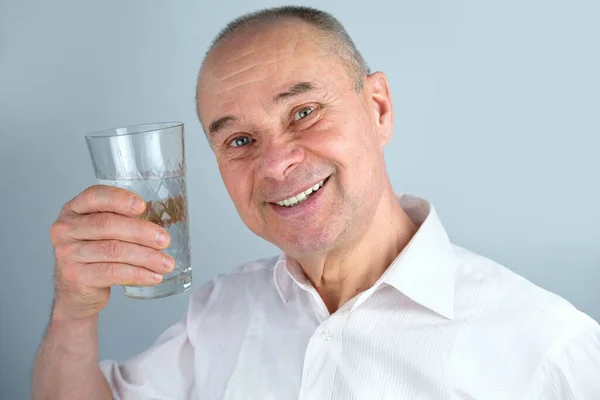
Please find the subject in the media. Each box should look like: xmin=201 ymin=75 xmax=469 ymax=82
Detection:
xmin=196 ymin=6 xmax=370 ymax=118
xmin=213 ymin=7 xmax=368 ymax=87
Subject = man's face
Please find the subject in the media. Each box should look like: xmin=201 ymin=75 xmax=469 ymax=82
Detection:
xmin=197 ymin=21 xmax=394 ymax=257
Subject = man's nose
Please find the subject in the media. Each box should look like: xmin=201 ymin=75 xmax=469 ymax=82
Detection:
xmin=256 ymin=139 xmax=305 ymax=181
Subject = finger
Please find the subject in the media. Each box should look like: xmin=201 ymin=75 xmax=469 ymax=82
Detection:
xmin=68 ymin=213 xmax=170 ymax=249
xmin=69 ymin=240 xmax=175 ymax=274
xmin=65 ymin=185 xmax=147 ymax=216
xmin=77 ymin=262 xmax=164 ymax=287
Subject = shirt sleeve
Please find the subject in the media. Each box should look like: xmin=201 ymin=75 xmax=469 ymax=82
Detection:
xmin=527 ymin=317 xmax=600 ymax=399
xmin=99 ymin=279 xmax=216 ymax=400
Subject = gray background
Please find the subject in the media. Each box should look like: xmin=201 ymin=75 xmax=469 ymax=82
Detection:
xmin=1 ymin=0 xmax=598 ymax=398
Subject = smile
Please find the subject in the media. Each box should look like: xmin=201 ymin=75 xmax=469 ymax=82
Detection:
xmin=275 ymin=179 xmax=326 ymax=207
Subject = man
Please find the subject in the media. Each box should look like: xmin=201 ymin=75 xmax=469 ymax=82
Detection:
xmin=32 ymin=6 xmax=600 ymax=399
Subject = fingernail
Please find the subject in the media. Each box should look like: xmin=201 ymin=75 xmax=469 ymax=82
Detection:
xmin=155 ymin=231 xmax=169 ymax=246
xmin=163 ymin=256 xmax=175 ymax=271
xmin=152 ymin=273 xmax=163 ymax=282
xmin=130 ymin=196 xmax=145 ymax=211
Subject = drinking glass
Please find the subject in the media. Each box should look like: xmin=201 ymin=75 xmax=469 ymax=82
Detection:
xmin=85 ymin=122 xmax=192 ymax=299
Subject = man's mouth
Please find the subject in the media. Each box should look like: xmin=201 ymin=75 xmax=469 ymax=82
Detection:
xmin=274 ymin=178 xmax=328 ymax=208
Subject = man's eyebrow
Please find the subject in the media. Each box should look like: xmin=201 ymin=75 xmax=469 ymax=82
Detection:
xmin=274 ymin=81 xmax=319 ymax=103
xmin=208 ymin=115 xmax=236 ymax=135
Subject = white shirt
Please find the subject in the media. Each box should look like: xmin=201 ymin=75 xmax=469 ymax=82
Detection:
xmin=100 ymin=195 xmax=600 ymax=399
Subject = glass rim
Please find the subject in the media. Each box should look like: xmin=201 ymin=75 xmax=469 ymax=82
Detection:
xmin=85 ymin=121 xmax=183 ymax=139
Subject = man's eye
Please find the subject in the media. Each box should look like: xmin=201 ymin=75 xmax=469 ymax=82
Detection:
xmin=230 ymin=136 xmax=251 ymax=147
xmin=294 ymin=106 xmax=314 ymax=121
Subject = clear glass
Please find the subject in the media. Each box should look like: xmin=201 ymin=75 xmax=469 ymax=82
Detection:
xmin=85 ymin=122 xmax=192 ymax=299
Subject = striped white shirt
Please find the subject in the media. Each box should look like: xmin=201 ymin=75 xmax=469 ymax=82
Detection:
xmin=101 ymin=195 xmax=600 ymax=399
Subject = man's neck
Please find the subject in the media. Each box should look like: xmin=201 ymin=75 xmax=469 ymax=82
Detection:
xmin=293 ymin=188 xmax=418 ymax=314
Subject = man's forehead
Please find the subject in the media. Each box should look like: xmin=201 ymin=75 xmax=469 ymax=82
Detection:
xmin=197 ymin=22 xmax=337 ymax=122
xmin=201 ymin=21 xmax=324 ymax=82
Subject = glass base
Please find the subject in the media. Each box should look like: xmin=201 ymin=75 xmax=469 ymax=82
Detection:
xmin=123 ymin=272 xmax=192 ymax=299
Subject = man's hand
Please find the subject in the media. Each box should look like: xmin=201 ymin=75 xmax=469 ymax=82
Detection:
xmin=49 ymin=185 xmax=174 ymax=320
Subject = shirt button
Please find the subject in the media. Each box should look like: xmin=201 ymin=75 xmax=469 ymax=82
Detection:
xmin=321 ymin=329 xmax=333 ymax=341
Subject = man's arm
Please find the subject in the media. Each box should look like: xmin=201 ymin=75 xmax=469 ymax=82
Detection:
xmin=32 ymin=312 xmax=112 ymax=400
xmin=32 ymin=185 xmax=174 ymax=399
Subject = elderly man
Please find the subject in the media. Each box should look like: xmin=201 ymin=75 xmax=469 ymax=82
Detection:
xmin=32 ymin=6 xmax=600 ymax=400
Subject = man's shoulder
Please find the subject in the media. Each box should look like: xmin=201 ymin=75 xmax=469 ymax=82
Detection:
xmin=450 ymin=246 xmax=600 ymax=395
xmin=453 ymin=245 xmax=597 ymax=342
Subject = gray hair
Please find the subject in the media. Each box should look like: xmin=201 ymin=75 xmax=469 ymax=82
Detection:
xmin=206 ymin=6 xmax=370 ymax=91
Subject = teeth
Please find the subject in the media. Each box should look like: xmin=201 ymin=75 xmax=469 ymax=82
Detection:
xmin=276 ymin=180 xmax=325 ymax=207
xmin=296 ymin=192 xmax=307 ymax=201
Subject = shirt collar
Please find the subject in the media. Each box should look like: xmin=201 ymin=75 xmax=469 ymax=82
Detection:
xmin=273 ymin=194 xmax=458 ymax=320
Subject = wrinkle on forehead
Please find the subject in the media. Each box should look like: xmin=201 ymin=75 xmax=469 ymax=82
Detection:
xmin=201 ymin=24 xmax=316 ymax=83
xmin=218 ymin=63 xmax=262 ymax=82
xmin=214 ymin=32 xmax=298 ymax=64
xmin=219 ymin=43 xmax=279 ymax=65
xmin=215 ymin=54 xmax=294 ymax=86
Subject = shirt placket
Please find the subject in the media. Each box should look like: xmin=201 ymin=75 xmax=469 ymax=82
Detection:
xmin=298 ymin=288 xmax=353 ymax=400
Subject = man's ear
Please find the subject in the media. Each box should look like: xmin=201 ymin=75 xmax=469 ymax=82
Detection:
xmin=365 ymin=72 xmax=394 ymax=148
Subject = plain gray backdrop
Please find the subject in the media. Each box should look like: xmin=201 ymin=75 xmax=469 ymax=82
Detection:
xmin=1 ymin=0 xmax=598 ymax=398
